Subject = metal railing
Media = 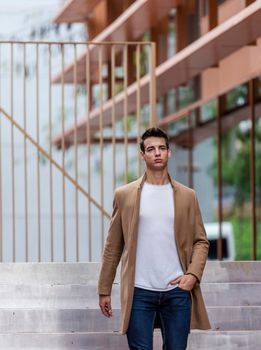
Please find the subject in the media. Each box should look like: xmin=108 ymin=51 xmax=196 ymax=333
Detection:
xmin=0 ymin=40 xmax=156 ymax=262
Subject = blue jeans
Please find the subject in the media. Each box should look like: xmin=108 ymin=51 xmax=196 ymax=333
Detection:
xmin=126 ymin=287 xmax=191 ymax=350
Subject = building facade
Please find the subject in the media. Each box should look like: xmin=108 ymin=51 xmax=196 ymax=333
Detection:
xmin=52 ymin=0 xmax=261 ymax=260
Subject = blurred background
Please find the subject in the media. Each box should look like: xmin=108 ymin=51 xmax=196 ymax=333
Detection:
xmin=0 ymin=0 xmax=260 ymax=262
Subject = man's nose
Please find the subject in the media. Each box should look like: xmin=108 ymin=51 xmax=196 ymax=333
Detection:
xmin=155 ymin=147 xmax=161 ymax=155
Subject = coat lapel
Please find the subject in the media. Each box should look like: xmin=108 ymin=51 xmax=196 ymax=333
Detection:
xmin=169 ymin=178 xmax=186 ymax=272
xmin=129 ymin=187 xmax=141 ymax=250
xmin=128 ymin=175 xmax=145 ymax=251
xmin=169 ymin=176 xmax=181 ymax=237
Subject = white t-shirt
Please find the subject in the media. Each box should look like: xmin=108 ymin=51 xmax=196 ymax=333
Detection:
xmin=134 ymin=182 xmax=183 ymax=291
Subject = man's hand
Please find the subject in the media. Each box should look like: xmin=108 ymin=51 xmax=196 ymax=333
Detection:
xmin=99 ymin=295 xmax=113 ymax=318
xmin=170 ymin=274 xmax=197 ymax=291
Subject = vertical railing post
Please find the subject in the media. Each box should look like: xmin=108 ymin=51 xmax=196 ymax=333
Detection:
xmin=23 ymin=44 xmax=29 ymax=262
xmin=249 ymin=79 xmax=257 ymax=260
xmin=48 ymin=44 xmax=54 ymax=262
xmin=61 ymin=44 xmax=66 ymax=262
xmin=10 ymin=43 xmax=16 ymax=262
xmin=73 ymin=44 xmax=79 ymax=261
xmin=0 ymin=44 xmax=2 ymax=262
xmin=136 ymin=44 xmax=141 ymax=177
xmin=217 ymin=95 xmax=224 ymax=260
xmin=86 ymin=45 xmax=92 ymax=261
xmin=111 ymin=45 xmax=116 ymax=191
xmin=149 ymin=42 xmax=157 ymax=128
xmin=188 ymin=113 xmax=194 ymax=189
xmin=98 ymin=46 xmax=105 ymax=254
xmin=36 ymin=43 xmax=41 ymax=262
xmin=123 ymin=44 xmax=129 ymax=184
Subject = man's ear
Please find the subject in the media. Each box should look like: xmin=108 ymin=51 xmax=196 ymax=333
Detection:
xmin=168 ymin=149 xmax=171 ymax=158
xmin=140 ymin=151 xmax=145 ymax=160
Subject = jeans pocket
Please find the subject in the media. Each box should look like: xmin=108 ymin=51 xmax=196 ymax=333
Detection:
xmin=177 ymin=286 xmax=190 ymax=293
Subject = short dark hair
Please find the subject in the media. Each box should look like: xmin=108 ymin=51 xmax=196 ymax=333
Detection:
xmin=140 ymin=127 xmax=169 ymax=152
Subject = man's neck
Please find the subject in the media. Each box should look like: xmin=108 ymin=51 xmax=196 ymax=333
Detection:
xmin=145 ymin=170 xmax=169 ymax=185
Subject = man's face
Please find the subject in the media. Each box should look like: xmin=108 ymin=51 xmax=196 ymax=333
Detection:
xmin=140 ymin=136 xmax=171 ymax=171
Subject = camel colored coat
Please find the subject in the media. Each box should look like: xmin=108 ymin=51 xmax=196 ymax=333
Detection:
xmin=98 ymin=174 xmax=211 ymax=334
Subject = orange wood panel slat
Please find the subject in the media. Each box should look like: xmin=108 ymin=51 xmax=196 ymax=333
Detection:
xmin=54 ymin=0 xmax=101 ymax=23
xmin=52 ymin=0 xmax=180 ymax=83
xmin=53 ymin=1 xmax=261 ymax=147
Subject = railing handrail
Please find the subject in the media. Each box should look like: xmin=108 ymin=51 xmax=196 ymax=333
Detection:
xmin=0 ymin=40 xmax=154 ymax=45
xmin=0 ymin=106 xmax=110 ymax=219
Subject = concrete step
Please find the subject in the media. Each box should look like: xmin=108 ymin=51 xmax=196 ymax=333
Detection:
xmin=208 ymin=306 xmax=261 ymax=331
xmin=0 ymin=284 xmax=117 ymax=309
xmin=201 ymin=282 xmax=261 ymax=306
xmin=0 ymin=263 xmax=102 ymax=285
xmin=188 ymin=330 xmax=261 ymax=350
xmin=202 ymin=261 xmax=261 ymax=283
xmin=0 ymin=307 xmax=260 ymax=333
xmin=0 ymin=261 xmax=260 ymax=284
xmin=0 ymin=261 xmax=259 ymax=349
xmin=0 ymin=282 xmax=260 ymax=308
xmin=0 ymin=309 xmax=120 ymax=333
xmin=0 ymin=331 xmax=260 ymax=350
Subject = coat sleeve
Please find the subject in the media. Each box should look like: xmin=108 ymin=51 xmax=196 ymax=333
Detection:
xmin=186 ymin=192 xmax=209 ymax=282
xmin=98 ymin=192 xmax=124 ymax=296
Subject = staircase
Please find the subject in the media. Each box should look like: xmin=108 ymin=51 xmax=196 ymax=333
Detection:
xmin=0 ymin=261 xmax=260 ymax=349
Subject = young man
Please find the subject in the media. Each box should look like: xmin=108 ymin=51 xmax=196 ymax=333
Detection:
xmin=98 ymin=128 xmax=210 ymax=350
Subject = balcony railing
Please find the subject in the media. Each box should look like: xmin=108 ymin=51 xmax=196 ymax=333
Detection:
xmin=0 ymin=40 xmax=156 ymax=262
